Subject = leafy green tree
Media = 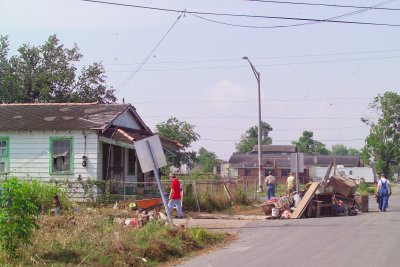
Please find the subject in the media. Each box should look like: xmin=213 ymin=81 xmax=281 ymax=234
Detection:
xmin=292 ymin=131 xmax=330 ymax=155
xmin=0 ymin=178 xmax=40 ymax=258
xmin=235 ymin=121 xmax=273 ymax=153
xmin=361 ymin=91 xmax=400 ymax=177
xmin=196 ymin=147 xmax=218 ymax=173
xmin=331 ymin=144 xmax=348 ymax=155
xmin=0 ymin=35 xmax=116 ymax=103
xmin=347 ymin=148 xmax=360 ymax=156
xmin=155 ymin=117 xmax=200 ymax=167
xmin=331 ymin=144 xmax=360 ymax=155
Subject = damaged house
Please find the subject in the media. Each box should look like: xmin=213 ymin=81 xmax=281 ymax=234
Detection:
xmin=0 ymin=103 xmax=181 ymax=195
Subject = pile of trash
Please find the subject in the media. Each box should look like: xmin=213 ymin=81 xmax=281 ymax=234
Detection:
xmin=332 ymin=196 xmax=359 ymax=216
xmin=263 ymin=173 xmax=367 ymax=219
xmin=111 ymin=197 xmax=172 ymax=229
xmin=262 ymin=193 xmax=297 ymax=219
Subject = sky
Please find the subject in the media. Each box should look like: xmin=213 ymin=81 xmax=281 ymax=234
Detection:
xmin=1 ymin=0 xmax=400 ymax=160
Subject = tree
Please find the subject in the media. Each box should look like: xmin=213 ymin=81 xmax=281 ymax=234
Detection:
xmin=292 ymin=131 xmax=330 ymax=155
xmin=155 ymin=117 xmax=200 ymax=167
xmin=331 ymin=144 xmax=360 ymax=155
xmin=361 ymin=91 xmax=400 ymax=177
xmin=331 ymin=144 xmax=348 ymax=155
xmin=235 ymin=121 xmax=273 ymax=153
xmin=196 ymin=147 xmax=218 ymax=173
xmin=0 ymin=35 xmax=116 ymax=103
xmin=347 ymin=148 xmax=360 ymax=156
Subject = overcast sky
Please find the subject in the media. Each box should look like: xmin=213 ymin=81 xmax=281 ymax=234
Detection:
xmin=1 ymin=0 xmax=399 ymax=160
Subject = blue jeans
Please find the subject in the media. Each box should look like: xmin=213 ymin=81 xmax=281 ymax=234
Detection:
xmin=168 ymin=199 xmax=183 ymax=218
xmin=379 ymin=193 xmax=389 ymax=211
xmin=267 ymin=184 xmax=276 ymax=200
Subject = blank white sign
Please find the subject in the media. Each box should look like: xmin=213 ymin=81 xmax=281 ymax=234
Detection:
xmin=134 ymin=135 xmax=167 ymax=173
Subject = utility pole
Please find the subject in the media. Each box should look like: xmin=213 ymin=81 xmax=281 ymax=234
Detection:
xmin=242 ymin=56 xmax=263 ymax=193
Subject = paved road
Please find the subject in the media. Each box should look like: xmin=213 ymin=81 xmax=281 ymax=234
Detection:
xmin=179 ymin=195 xmax=400 ymax=267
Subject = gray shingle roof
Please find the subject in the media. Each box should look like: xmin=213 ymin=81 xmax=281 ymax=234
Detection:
xmin=0 ymin=103 xmax=131 ymax=131
xmin=304 ymin=155 xmax=361 ymax=167
xmin=251 ymin=145 xmax=297 ymax=153
xmin=229 ymin=153 xmax=361 ymax=168
xmin=228 ymin=153 xmax=291 ymax=169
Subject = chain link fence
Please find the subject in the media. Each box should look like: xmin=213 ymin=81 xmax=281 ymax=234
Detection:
xmin=0 ymin=177 xmax=262 ymax=211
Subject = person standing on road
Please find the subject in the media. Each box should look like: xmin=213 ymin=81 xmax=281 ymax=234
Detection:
xmin=168 ymin=173 xmax=183 ymax=218
xmin=265 ymin=171 xmax=276 ymax=200
xmin=377 ymin=173 xmax=392 ymax=212
xmin=286 ymin=172 xmax=296 ymax=195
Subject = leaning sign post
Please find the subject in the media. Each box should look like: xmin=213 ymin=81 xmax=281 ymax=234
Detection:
xmin=134 ymin=135 xmax=173 ymax=225
xmin=290 ymin=153 xmax=304 ymax=192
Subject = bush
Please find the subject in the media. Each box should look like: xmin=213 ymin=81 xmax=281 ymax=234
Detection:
xmin=0 ymin=178 xmax=40 ymax=258
xmin=24 ymin=180 xmax=70 ymax=213
xmin=236 ymin=189 xmax=249 ymax=205
xmin=357 ymin=181 xmax=376 ymax=195
xmin=189 ymin=227 xmax=223 ymax=248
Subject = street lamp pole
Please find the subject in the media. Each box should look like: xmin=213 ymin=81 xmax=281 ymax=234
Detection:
xmin=242 ymin=56 xmax=263 ymax=193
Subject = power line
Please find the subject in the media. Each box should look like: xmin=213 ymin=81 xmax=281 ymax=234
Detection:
xmin=142 ymin=115 xmax=361 ymax=120
xmin=200 ymin=138 xmax=365 ymax=142
xmin=99 ymin=48 xmax=400 ymax=66
xmin=104 ymin=54 xmax=400 ymax=72
xmin=192 ymin=0 xmax=399 ymax=28
xmin=80 ymin=0 xmax=400 ymax=27
xmin=4 ymin=53 xmax=399 ymax=75
xmin=195 ymin=125 xmax=366 ymax=132
xmin=131 ymin=96 xmax=373 ymax=105
xmin=116 ymin=14 xmax=182 ymax=91
xmin=247 ymin=0 xmax=400 ymax=11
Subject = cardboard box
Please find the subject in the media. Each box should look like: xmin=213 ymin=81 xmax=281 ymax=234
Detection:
xmin=328 ymin=174 xmax=358 ymax=197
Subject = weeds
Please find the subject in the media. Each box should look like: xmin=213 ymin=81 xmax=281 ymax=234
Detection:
xmin=357 ymin=181 xmax=376 ymax=195
xmin=0 ymin=178 xmax=40 ymax=258
xmin=0 ymin=212 xmax=225 ymax=266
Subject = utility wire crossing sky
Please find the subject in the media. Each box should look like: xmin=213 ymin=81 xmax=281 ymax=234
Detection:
xmin=1 ymin=0 xmax=399 ymax=159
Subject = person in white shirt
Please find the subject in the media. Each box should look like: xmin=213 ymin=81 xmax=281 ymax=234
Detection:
xmin=377 ymin=173 xmax=392 ymax=212
xmin=265 ymin=171 xmax=276 ymax=200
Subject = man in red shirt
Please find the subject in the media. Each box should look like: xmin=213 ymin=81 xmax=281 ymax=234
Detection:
xmin=168 ymin=173 xmax=183 ymax=218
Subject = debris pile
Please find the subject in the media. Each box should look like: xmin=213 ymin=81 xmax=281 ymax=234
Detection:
xmin=263 ymin=173 xmax=367 ymax=220
xmin=262 ymin=194 xmax=296 ymax=219
xmin=112 ymin=197 xmax=174 ymax=229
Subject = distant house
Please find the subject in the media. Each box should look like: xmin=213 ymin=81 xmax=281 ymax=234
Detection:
xmin=229 ymin=145 xmax=297 ymax=183
xmin=304 ymin=155 xmax=362 ymax=167
xmin=213 ymin=159 xmax=231 ymax=177
xmin=0 ymin=103 xmax=180 ymax=194
xmin=228 ymin=145 xmax=364 ymax=183
xmin=305 ymin=154 xmax=373 ymax=182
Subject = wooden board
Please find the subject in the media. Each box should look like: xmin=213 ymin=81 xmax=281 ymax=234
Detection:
xmin=290 ymin=182 xmax=320 ymax=219
xmin=324 ymin=162 xmax=333 ymax=181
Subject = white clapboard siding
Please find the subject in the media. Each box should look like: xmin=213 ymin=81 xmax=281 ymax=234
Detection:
xmin=6 ymin=130 xmax=99 ymax=181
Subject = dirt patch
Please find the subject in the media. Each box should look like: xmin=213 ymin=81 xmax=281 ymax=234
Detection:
xmin=174 ymin=206 xmax=267 ymax=235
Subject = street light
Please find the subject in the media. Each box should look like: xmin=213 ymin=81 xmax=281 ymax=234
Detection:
xmin=242 ymin=56 xmax=263 ymax=193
